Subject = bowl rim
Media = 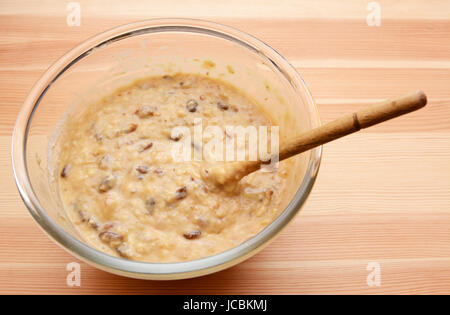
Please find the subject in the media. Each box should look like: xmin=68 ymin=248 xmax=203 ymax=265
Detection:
xmin=11 ymin=18 xmax=322 ymax=279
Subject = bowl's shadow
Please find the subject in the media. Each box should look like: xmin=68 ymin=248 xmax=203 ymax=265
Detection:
xmin=81 ymin=257 xmax=257 ymax=294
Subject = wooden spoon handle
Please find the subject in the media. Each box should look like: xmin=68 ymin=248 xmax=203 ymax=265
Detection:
xmin=207 ymin=90 xmax=427 ymax=185
xmin=278 ymin=90 xmax=427 ymax=161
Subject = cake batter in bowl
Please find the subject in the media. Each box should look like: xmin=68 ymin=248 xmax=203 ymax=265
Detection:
xmin=12 ymin=19 xmax=321 ymax=279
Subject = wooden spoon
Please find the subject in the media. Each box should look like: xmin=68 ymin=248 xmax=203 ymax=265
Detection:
xmin=205 ymin=90 xmax=427 ymax=186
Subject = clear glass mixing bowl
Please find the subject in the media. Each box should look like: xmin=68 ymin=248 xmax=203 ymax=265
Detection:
xmin=11 ymin=19 xmax=322 ymax=279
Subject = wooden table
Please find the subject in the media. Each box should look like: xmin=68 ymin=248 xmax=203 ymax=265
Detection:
xmin=1 ymin=0 xmax=449 ymax=294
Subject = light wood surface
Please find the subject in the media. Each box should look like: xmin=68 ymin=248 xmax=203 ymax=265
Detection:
xmin=1 ymin=0 xmax=450 ymax=294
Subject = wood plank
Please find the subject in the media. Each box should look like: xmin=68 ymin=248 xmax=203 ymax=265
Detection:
xmin=1 ymin=0 xmax=450 ymax=294
xmin=1 ymin=17 xmax=450 ymax=64
xmin=1 ymin=0 xmax=450 ymax=20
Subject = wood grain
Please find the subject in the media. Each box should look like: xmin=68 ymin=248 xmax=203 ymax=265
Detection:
xmin=1 ymin=0 xmax=450 ymax=294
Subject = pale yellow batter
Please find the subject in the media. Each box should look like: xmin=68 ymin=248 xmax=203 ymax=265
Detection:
xmin=57 ymin=73 xmax=291 ymax=262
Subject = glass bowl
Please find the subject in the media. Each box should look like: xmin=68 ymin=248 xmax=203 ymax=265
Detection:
xmin=11 ymin=19 xmax=322 ymax=280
